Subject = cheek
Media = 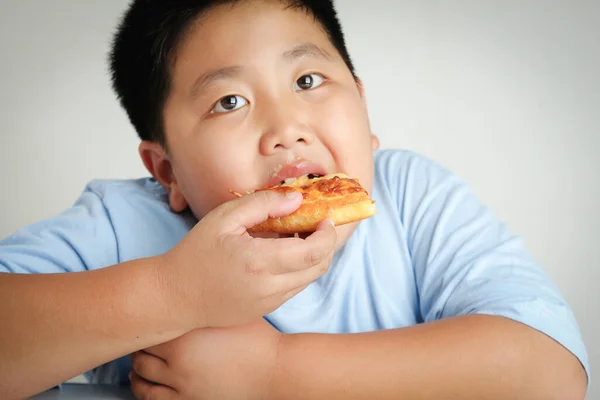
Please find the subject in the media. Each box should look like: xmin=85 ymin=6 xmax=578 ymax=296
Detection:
xmin=173 ymin=137 xmax=256 ymax=217
xmin=319 ymin=86 xmax=371 ymax=146
xmin=316 ymin=89 xmax=374 ymax=182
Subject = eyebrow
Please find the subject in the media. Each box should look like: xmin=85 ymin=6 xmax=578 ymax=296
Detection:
xmin=190 ymin=43 xmax=334 ymax=99
xmin=282 ymin=43 xmax=334 ymax=63
xmin=191 ymin=66 xmax=243 ymax=100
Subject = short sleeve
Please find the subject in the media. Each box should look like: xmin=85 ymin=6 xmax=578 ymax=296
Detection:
xmin=392 ymin=151 xmax=590 ymax=385
xmin=0 ymin=186 xmax=119 ymax=274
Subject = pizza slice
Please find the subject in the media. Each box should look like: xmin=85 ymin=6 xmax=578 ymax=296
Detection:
xmin=231 ymin=173 xmax=377 ymax=233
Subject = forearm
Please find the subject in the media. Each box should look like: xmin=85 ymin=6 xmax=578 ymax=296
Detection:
xmin=0 ymin=257 xmax=186 ymax=399
xmin=273 ymin=315 xmax=587 ymax=400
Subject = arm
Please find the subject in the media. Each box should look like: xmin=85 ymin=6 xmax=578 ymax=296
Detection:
xmin=1 ymin=186 xmax=335 ymax=399
xmin=0 ymin=259 xmax=185 ymax=399
xmin=272 ymin=152 xmax=587 ymax=399
xmin=273 ymin=314 xmax=587 ymax=400
xmin=0 ymin=188 xmax=184 ymax=398
xmin=130 ymin=153 xmax=590 ymax=399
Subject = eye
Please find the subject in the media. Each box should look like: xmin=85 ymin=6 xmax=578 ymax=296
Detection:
xmin=211 ymin=95 xmax=249 ymax=114
xmin=294 ymin=73 xmax=325 ymax=91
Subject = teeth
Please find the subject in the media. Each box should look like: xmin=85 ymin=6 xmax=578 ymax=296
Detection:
xmin=271 ymin=164 xmax=283 ymax=177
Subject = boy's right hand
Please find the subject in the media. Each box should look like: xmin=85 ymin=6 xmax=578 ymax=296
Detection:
xmin=156 ymin=190 xmax=337 ymax=330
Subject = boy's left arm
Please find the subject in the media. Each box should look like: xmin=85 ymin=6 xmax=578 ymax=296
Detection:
xmin=273 ymin=314 xmax=587 ymax=400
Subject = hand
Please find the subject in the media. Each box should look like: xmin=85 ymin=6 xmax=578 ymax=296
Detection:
xmin=130 ymin=318 xmax=281 ymax=400
xmin=156 ymin=190 xmax=337 ymax=331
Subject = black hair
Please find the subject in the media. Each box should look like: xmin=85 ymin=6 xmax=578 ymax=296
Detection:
xmin=108 ymin=0 xmax=356 ymax=148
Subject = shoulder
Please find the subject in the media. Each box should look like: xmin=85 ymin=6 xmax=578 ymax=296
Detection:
xmin=374 ymin=148 xmax=462 ymax=188
xmin=372 ymin=149 xmax=467 ymax=219
xmin=85 ymin=177 xmax=169 ymax=204
xmin=83 ymin=177 xmax=196 ymax=261
xmin=0 ymin=177 xmax=194 ymax=274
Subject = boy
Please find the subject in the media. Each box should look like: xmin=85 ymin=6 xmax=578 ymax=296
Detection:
xmin=0 ymin=0 xmax=589 ymax=399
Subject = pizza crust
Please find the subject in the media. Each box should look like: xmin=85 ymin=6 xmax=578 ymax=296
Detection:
xmin=232 ymin=173 xmax=377 ymax=233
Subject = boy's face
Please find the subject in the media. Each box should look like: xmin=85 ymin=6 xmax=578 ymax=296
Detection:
xmin=142 ymin=0 xmax=378 ymax=247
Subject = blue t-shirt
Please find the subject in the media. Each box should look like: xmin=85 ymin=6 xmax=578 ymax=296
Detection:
xmin=0 ymin=149 xmax=590 ymax=386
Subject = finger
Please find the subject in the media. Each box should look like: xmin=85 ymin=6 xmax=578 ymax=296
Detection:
xmin=217 ymin=190 xmax=303 ymax=234
xmin=130 ymin=371 xmax=177 ymax=400
xmin=259 ymin=219 xmax=337 ymax=273
xmin=271 ymin=252 xmax=334 ymax=295
xmin=131 ymin=350 xmax=175 ymax=389
xmin=141 ymin=341 xmax=174 ymax=361
xmin=280 ymin=283 xmax=310 ymax=303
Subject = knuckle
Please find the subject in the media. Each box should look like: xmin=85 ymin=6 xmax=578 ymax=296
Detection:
xmin=209 ymin=201 xmax=229 ymax=220
xmin=131 ymin=353 xmax=143 ymax=373
xmin=245 ymin=264 xmax=260 ymax=276
xmin=244 ymin=256 xmax=262 ymax=277
xmin=304 ymin=248 xmax=323 ymax=267
xmin=213 ymin=207 xmax=228 ymax=222
xmin=320 ymin=261 xmax=330 ymax=274
xmin=130 ymin=382 xmax=141 ymax=398
xmin=145 ymin=388 xmax=162 ymax=400
xmin=258 ymin=277 xmax=276 ymax=298
xmin=303 ymin=251 xmax=314 ymax=267
xmin=253 ymin=189 xmax=272 ymax=203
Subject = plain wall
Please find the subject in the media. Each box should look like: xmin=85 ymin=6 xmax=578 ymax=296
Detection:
xmin=1 ymin=0 xmax=598 ymax=397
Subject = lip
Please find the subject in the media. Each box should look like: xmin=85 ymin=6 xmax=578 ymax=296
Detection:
xmin=265 ymin=160 xmax=328 ymax=186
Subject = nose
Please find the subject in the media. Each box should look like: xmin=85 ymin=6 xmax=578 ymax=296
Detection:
xmin=258 ymin=106 xmax=315 ymax=155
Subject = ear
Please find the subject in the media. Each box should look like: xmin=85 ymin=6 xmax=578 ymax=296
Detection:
xmin=138 ymin=141 xmax=188 ymax=212
xmin=354 ymin=78 xmax=380 ymax=151
xmin=355 ymin=77 xmax=367 ymax=104
xmin=371 ymin=134 xmax=380 ymax=151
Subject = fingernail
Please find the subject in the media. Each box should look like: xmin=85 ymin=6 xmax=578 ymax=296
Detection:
xmin=285 ymin=192 xmax=302 ymax=200
xmin=321 ymin=218 xmax=334 ymax=228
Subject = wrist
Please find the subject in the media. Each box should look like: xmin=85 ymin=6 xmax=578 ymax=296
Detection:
xmin=151 ymin=252 xmax=205 ymax=331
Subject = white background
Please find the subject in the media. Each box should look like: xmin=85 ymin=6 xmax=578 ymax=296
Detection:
xmin=0 ymin=0 xmax=598 ymax=397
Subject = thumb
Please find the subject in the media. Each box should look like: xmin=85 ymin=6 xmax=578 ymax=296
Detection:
xmin=219 ymin=190 xmax=303 ymax=234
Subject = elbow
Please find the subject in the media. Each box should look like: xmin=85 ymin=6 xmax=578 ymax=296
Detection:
xmin=531 ymin=347 xmax=588 ymax=400
xmin=547 ymin=368 xmax=588 ymax=400
xmin=493 ymin=317 xmax=588 ymax=400
xmin=547 ymin=344 xmax=588 ymax=400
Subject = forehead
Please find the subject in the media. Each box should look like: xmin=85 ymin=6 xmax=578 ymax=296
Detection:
xmin=172 ymin=1 xmax=338 ymax=75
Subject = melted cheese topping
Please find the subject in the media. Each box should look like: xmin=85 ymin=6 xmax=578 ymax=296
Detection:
xmin=280 ymin=173 xmax=349 ymax=187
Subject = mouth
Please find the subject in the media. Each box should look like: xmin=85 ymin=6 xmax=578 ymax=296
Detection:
xmin=251 ymin=232 xmax=313 ymax=240
xmin=265 ymin=160 xmax=328 ymax=187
